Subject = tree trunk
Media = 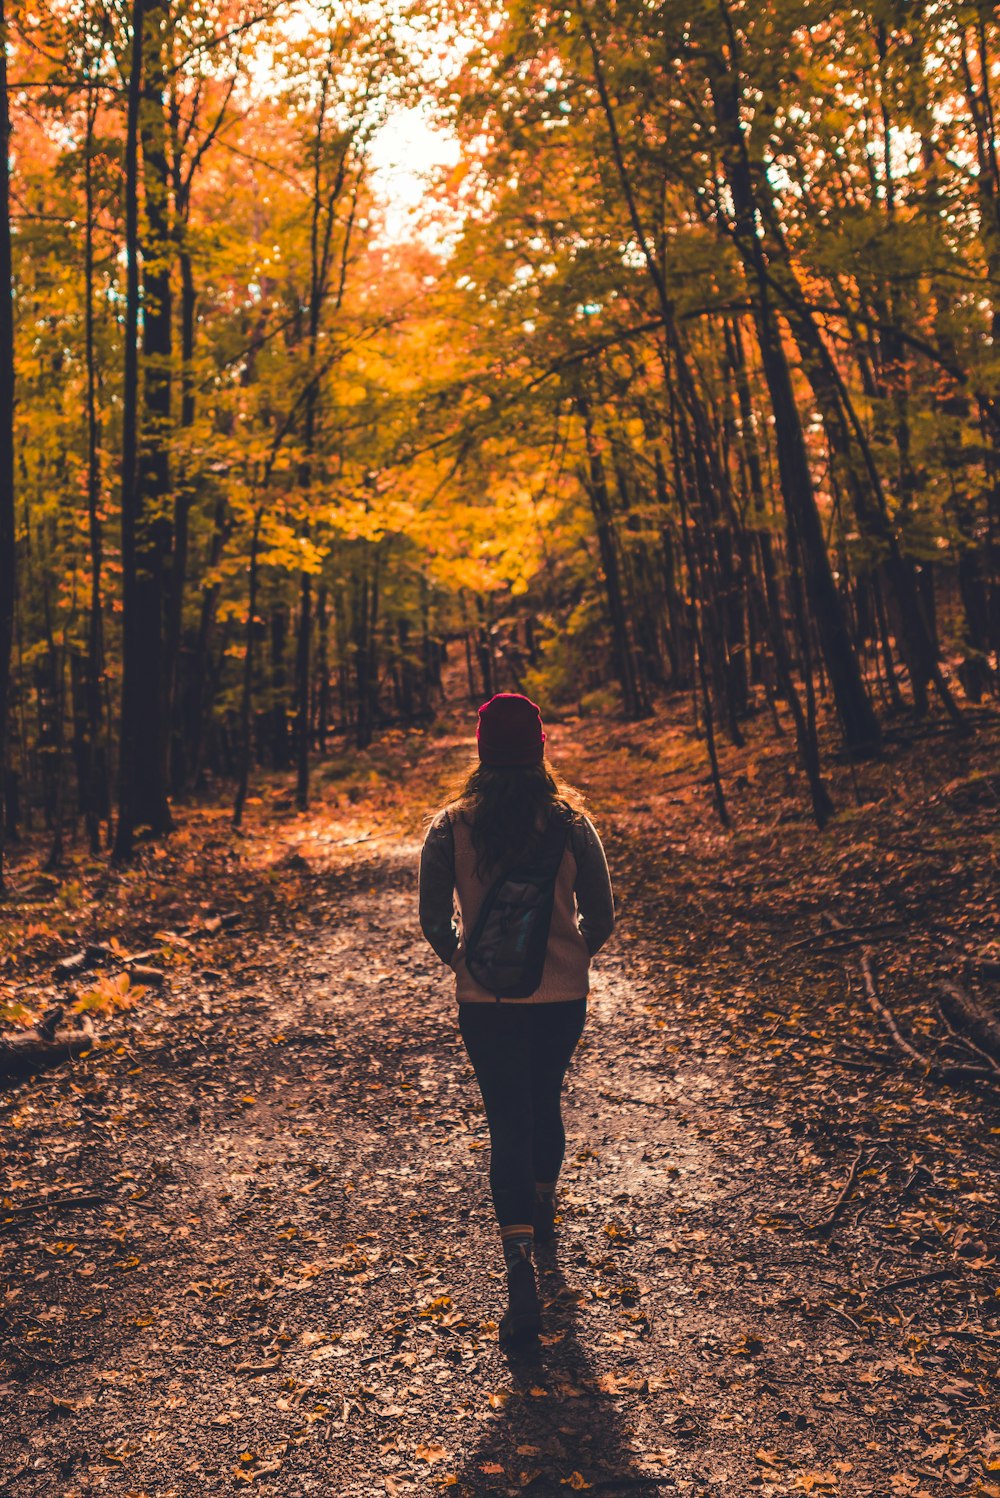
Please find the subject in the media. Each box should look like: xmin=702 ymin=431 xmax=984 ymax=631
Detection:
xmin=233 ymin=506 xmax=263 ymax=830
xmin=82 ymin=73 xmax=107 ymax=853
xmin=316 ymin=583 xmax=330 ymax=750
xmin=270 ymin=603 xmax=289 ymax=770
xmin=114 ymin=0 xmax=151 ymax=858
xmin=708 ymin=57 xmax=880 ymax=756
xmin=354 ymin=563 xmax=373 ymax=750
xmin=0 ymin=0 xmax=15 ymax=890
xmin=115 ymin=0 xmax=175 ymax=855
xmin=295 ymin=570 xmax=311 ymax=808
xmin=577 ymin=396 xmax=646 ymax=718
xmin=667 ymin=383 xmax=729 ymax=827
xmin=166 ymin=244 xmax=196 ymax=795
xmin=187 ymin=495 xmax=230 ymax=786
xmin=757 ymin=529 xmax=834 ymax=827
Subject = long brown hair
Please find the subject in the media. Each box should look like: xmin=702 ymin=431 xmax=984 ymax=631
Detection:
xmin=436 ymin=761 xmax=586 ymax=879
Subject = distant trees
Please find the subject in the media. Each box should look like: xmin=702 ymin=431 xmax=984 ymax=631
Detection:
xmin=435 ymin=0 xmax=1000 ymax=818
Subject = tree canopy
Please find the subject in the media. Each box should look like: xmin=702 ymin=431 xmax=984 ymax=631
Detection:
xmin=0 ymin=0 xmax=998 ymax=869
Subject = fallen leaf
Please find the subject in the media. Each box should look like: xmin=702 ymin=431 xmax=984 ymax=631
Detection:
xmin=416 ymin=1443 xmax=448 ymax=1465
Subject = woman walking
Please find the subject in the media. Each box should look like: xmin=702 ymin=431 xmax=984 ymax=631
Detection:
xmin=418 ymin=692 xmax=615 ymax=1349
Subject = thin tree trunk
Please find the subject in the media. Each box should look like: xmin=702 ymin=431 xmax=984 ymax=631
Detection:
xmin=133 ymin=0 xmax=173 ymax=828
xmin=112 ymin=0 xmax=148 ymax=860
xmin=577 ymin=395 xmax=645 ymax=718
xmin=187 ymin=495 xmax=230 ymax=786
xmin=757 ymin=530 xmax=833 ymax=826
xmin=295 ymin=569 xmax=311 ymax=808
xmin=166 ymin=245 xmax=195 ymax=794
xmin=706 ymin=56 xmax=880 ymax=754
xmin=42 ymin=644 xmax=65 ymax=872
xmin=0 ymin=0 xmax=14 ymax=890
xmin=316 ymin=583 xmax=330 ymax=751
xmin=82 ymin=73 xmax=107 ymax=853
xmin=666 ymin=372 xmax=729 ymax=826
xmin=354 ymin=562 xmax=372 ymax=750
xmin=233 ymin=506 xmax=263 ymax=830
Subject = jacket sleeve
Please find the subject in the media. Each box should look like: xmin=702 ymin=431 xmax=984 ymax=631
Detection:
xmin=418 ymin=811 xmax=460 ymax=966
xmin=570 ymin=814 xmax=615 ymax=957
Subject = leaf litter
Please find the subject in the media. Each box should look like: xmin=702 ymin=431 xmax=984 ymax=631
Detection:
xmin=0 ymin=698 xmax=997 ymax=1496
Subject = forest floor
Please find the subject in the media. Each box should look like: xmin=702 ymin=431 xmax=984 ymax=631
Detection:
xmin=1 ymin=681 xmax=999 ymax=1498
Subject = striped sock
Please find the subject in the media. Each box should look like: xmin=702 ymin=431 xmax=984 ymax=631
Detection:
xmin=500 ymin=1224 xmax=534 ymax=1271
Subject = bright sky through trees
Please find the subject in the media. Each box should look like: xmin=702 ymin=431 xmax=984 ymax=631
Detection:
xmin=272 ymin=0 xmax=466 ymax=242
xmin=368 ymin=103 xmax=461 ymax=243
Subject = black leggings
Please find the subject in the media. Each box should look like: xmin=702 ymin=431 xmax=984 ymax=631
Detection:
xmin=459 ymin=998 xmax=587 ymax=1232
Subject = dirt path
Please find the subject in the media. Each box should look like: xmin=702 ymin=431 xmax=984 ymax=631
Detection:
xmin=2 ymin=707 xmax=998 ymax=1496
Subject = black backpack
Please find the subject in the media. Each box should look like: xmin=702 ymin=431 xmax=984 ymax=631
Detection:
xmin=464 ymin=809 xmax=571 ymax=999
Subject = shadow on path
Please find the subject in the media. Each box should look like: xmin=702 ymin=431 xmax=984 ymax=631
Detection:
xmin=450 ymin=1245 xmax=675 ymax=1497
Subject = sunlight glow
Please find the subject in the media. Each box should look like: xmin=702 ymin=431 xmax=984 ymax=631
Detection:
xmin=368 ymin=105 xmax=462 ymax=247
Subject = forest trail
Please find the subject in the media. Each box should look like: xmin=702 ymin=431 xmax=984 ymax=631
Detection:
xmin=2 ymin=702 xmax=999 ymax=1497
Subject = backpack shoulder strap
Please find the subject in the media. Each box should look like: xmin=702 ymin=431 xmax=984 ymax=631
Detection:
xmin=533 ymin=805 xmax=570 ymax=873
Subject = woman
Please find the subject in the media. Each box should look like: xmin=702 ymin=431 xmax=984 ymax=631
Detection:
xmin=418 ymin=692 xmax=615 ymax=1349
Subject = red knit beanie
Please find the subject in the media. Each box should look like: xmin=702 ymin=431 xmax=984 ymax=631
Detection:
xmin=477 ymin=692 xmax=546 ymax=768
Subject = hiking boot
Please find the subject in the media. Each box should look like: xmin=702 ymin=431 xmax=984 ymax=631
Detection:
xmin=533 ymin=1193 xmax=556 ymax=1246
xmin=499 ymin=1256 xmax=541 ymax=1348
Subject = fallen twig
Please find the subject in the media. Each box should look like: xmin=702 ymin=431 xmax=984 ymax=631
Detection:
xmin=925 ymin=1326 xmax=1000 ymax=1342
xmin=858 ymin=952 xmax=996 ymax=1085
xmin=0 ymin=1191 xmax=111 ymax=1235
xmin=9 ymin=1192 xmax=109 ymax=1217
xmin=787 ymin=921 xmax=904 ymax=953
xmin=807 ymin=1144 xmax=877 ymax=1236
xmin=870 ymin=1268 xmax=958 ymax=1297
xmin=859 ymin=952 xmax=929 ymax=1067
xmin=825 ymin=1304 xmax=863 ymax=1333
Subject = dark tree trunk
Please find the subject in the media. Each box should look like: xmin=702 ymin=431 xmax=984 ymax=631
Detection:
xmin=316 ymin=583 xmax=330 ymax=750
xmin=115 ymin=0 xmax=175 ymax=855
xmin=294 ymin=570 xmax=311 ymax=807
xmin=83 ymin=75 xmax=107 ymax=853
xmin=0 ymin=0 xmax=15 ymax=889
xmin=397 ymin=615 xmax=414 ymax=721
xmin=233 ymin=507 xmax=263 ymax=830
xmin=354 ymin=563 xmax=373 ymax=750
xmin=577 ymin=396 xmax=647 ymax=718
xmin=270 ymin=604 xmax=289 ymax=770
xmin=114 ymin=0 xmax=153 ymax=857
xmin=476 ymin=620 xmax=495 ymax=700
xmin=187 ymin=495 xmax=230 ymax=786
xmin=667 ymin=382 xmax=729 ymax=827
xmin=757 ymin=529 xmax=834 ymax=826
xmin=42 ymin=646 xmax=65 ymax=872
xmin=708 ymin=58 xmax=880 ymax=756
xmin=464 ymin=627 xmax=477 ymax=701
xmin=133 ymin=0 xmax=173 ymax=825
xmin=956 ymin=538 xmax=994 ymax=702
xmin=368 ymin=544 xmax=382 ymax=733
xmin=166 ymin=244 xmax=196 ymax=794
